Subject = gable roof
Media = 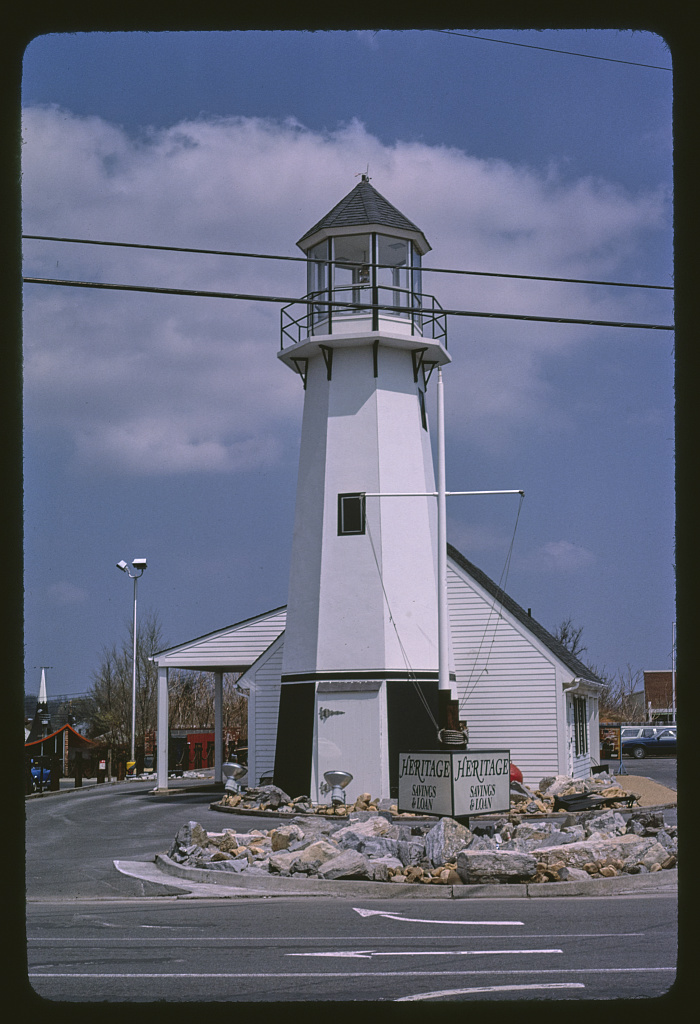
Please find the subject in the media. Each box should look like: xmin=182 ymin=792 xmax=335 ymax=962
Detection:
xmin=152 ymin=605 xmax=287 ymax=671
xmin=25 ymin=722 xmax=94 ymax=749
xmin=447 ymin=543 xmax=604 ymax=684
xmin=297 ymin=179 xmax=430 ymax=253
xmin=153 ymin=549 xmax=603 ymax=684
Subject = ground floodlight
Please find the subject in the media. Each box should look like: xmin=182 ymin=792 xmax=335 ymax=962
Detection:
xmin=222 ymin=761 xmax=247 ymax=793
xmin=323 ymin=769 xmax=353 ymax=806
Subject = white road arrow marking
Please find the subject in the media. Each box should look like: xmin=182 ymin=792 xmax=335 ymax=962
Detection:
xmin=353 ymin=907 xmax=524 ymax=926
xmin=396 ymin=982 xmax=585 ymax=1000
xmin=288 ymin=949 xmax=562 ymax=958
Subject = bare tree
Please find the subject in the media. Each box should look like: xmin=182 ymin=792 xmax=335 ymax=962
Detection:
xmin=169 ymin=670 xmax=247 ymax=745
xmin=553 ymin=616 xmax=587 ymax=660
xmin=592 ymin=663 xmax=646 ymax=722
xmin=87 ymin=611 xmax=165 ymax=747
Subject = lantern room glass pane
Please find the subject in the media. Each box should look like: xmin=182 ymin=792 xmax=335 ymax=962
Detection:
xmin=307 ymin=240 xmax=329 ymax=330
xmin=377 ymin=235 xmax=410 ymax=316
xmin=411 ymin=246 xmax=422 ymax=300
xmin=332 ymin=234 xmax=372 ymax=306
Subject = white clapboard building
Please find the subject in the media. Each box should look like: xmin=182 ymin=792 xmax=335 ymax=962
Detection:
xmin=153 ymin=550 xmax=604 ymax=794
xmin=152 ymin=178 xmax=604 ymax=796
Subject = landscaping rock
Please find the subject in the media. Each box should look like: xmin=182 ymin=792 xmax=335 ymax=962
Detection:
xmin=424 ymin=817 xmax=472 ymax=867
xmin=358 ymin=835 xmax=401 ymax=858
xmin=456 ymin=849 xmax=538 ymax=883
xmin=397 ymin=838 xmax=426 ymax=866
xmin=176 ymin=772 xmax=678 ymax=888
xmin=557 ymin=866 xmax=591 ymax=882
xmin=581 ymin=810 xmax=626 ymax=835
xmin=317 ymin=849 xmax=372 ymax=880
xmin=270 ymin=824 xmax=305 ymax=851
xmin=332 ymin=816 xmax=395 ymax=850
xmin=290 ymin=840 xmax=340 ymax=874
xmin=268 ymin=850 xmax=298 ymax=874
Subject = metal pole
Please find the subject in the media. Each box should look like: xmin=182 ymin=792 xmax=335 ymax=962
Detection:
xmin=672 ymin=620 xmax=676 ymax=724
xmin=437 ymin=367 xmax=449 ymax=692
xmin=131 ymin=574 xmax=138 ymax=765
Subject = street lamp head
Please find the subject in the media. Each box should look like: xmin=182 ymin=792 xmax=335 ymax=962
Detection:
xmin=132 ymin=558 xmax=147 ymax=571
xmin=116 ymin=560 xmax=129 ymax=572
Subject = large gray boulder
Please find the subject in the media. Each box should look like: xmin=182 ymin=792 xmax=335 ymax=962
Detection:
xmin=245 ymin=784 xmax=291 ymax=808
xmin=317 ymin=849 xmax=372 ymax=880
xmin=171 ymin=821 xmax=209 ymax=855
xmin=270 ymin=824 xmax=305 ymax=851
xmin=456 ymin=849 xmax=538 ymax=884
xmin=358 ymin=835 xmax=401 ymax=859
xmin=290 ymin=840 xmax=340 ymax=874
xmin=333 ymin=816 xmax=396 ymax=851
xmin=424 ymin=817 xmax=472 ymax=867
xmin=535 ymin=834 xmax=666 ymax=872
xmin=397 ymin=838 xmax=426 ymax=866
xmin=582 ymin=810 xmax=626 ymax=836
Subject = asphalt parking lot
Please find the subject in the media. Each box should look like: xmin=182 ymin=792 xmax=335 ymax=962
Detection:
xmin=600 ymin=756 xmax=676 ymax=792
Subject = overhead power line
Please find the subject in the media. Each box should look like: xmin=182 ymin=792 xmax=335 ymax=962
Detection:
xmin=435 ymin=29 xmax=672 ymax=72
xmin=22 ymin=234 xmax=672 ymax=293
xmin=22 ymin=275 xmax=675 ymax=332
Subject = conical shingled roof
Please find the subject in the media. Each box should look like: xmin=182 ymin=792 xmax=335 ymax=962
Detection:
xmin=297 ymin=178 xmax=430 ymax=253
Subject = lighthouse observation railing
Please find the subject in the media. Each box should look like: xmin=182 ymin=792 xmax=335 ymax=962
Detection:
xmin=280 ymin=285 xmax=448 ymax=349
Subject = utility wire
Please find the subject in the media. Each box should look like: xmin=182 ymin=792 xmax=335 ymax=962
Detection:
xmin=435 ymin=29 xmax=672 ymax=72
xmin=365 ymin=514 xmax=440 ymax=733
xmin=22 ymin=234 xmax=672 ymax=292
xmin=462 ymin=493 xmax=525 ymax=703
xmin=22 ymin=275 xmax=675 ymax=332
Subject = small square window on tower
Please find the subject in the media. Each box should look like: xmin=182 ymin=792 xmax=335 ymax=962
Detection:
xmin=338 ymin=493 xmax=365 ymax=535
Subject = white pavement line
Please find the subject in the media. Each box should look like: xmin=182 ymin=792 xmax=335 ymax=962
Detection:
xmin=396 ymin=982 xmax=586 ymax=1000
xmin=26 ymin=931 xmax=647 ymax=942
xmin=113 ymin=861 xmax=271 ymax=898
xmin=353 ymin=908 xmax=524 ymax=925
xmin=28 ymin=968 xmax=676 ymax=980
xmin=288 ymin=948 xmax=563 ymax=958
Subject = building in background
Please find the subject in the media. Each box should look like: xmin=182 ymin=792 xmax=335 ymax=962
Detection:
xmin=643 ymin=670 xmax=676 ymax=724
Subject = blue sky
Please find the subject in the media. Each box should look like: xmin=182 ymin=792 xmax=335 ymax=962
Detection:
xmin=21 ymin=29 xmax=674 ymax=700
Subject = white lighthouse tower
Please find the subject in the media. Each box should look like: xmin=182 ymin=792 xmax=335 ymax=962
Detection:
xmin=273 ymin=177 xmax=453 ymax=804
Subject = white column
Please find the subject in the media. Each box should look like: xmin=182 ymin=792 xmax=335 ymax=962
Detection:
xmin=214 ymin=671 xmax=223 ymax=784
xmin=156 ymin=666 xmax=169 ymax=791
xmin=437 ymin=367 xmax=450 ymax=692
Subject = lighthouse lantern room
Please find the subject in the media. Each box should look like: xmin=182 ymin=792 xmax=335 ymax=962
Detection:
xmin=274 ymin=176 xmax=454 ymax=805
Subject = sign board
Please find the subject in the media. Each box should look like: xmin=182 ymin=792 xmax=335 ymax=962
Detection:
xmin=398 ymin=749 xmax=511 ymax=817
xmin=98 ymin=760 xmax=106 ymax=770
xmin=599 ymin=725 xmax=621 ymax=761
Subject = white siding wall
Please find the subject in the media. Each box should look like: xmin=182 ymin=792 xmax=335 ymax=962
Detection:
xmin=248 ymin=639 xmax=284 ymax=785
xmin=447 ymin=561 xmax=561 ymax=787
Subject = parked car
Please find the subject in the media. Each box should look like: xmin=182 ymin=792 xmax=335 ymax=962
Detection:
xmin=621 ymin=725 xmax=677 ymax=758
xmin=30 ymin=762 xmax=52 ymax=791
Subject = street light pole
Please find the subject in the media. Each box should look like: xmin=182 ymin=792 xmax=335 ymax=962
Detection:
xmin=117 ymin=558 xmax=147 ymax=767
xmin=131 ymin=571 xmax=138 ymax=765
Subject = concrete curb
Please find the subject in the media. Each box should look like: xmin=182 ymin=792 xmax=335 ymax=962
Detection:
xmin=208 ymin=800 xmax=677 ymax=823
xmin=147 ymin=852 xmax=678 ymax=900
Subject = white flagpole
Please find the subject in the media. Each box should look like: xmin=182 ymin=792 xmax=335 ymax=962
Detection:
xmin=437 ymin=366 xmax=450 ymax=693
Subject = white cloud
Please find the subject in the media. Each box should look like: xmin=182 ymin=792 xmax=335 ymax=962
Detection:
xmin=22 ymin=106 xmax=671 ymax=475
xmin=47 ymin=581 xmax=89 ymax=604
xmin=518 ymin=539 xmax=596 ymax=572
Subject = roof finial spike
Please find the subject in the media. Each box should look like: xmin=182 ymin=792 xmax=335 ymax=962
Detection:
xmin=39 ymin=667 xmax=48 ymax=704
xmin=355 ymin=164 xmax=371 ymax=183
